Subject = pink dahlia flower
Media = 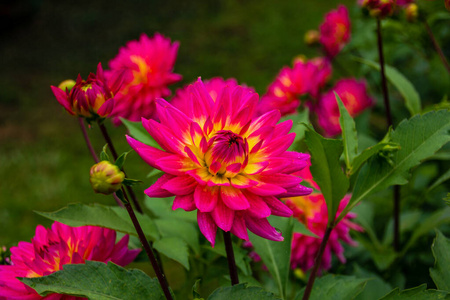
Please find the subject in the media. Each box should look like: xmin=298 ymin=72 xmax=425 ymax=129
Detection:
xmin=286 ymin=193 xmax=362 ymax=273
xmin=319 ymin=5 xmax=351 ymax=58
xmin=257 ymin=58 xmax=332 ymax=117
xmin=128 ymin=78 xmax=312 ymax=246
xmin=106 ymin=33 xmax=182 ymax=124
xmin=51 ymin=63 xmax=118 ymax=122
xmin=0 ymin=222 xmax=140 ymax=300
xmin=316 ymin=78 xmax=374 ymax=136
xmin=170 ymin=77 xmax=255 ymax=114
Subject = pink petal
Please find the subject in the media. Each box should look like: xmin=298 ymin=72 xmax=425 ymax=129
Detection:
xmin=145 ymin=174 xmax=175 ymax=197
xmin=156 ymin=155 xmax=196 ymax=176
xmin=260 ymin=133 xmax=295 ymax=157
xmin=230 ymin=175 xmax=259 ymax=189
xmin=173 ymin=194 xmax=197 ymax=211
xmin=247 ymin=182 xmax=286 ymax=196
xmin=126 ymin=135 xmax=171 ymax=169
xmin=230 ymin=212 xmax=249 ymax=241
xmin=220 ymin=187 xmax=250 ymax=210
xmin=187 ymin=168 xmax=213 ymax=185
xmin=194 ymin=185 xmax=219 ymax=212
xmin=211 ymin=199 xmax=235 ymax=231
xmin=264 ymin=196 xmax=293 ymax=217
xmin=245 ymin=216 xmax=284 ymax=241
xmin=247 ymin=110 xmax=281 ymax=134
xmin=197 ymin=211 xmax=218 ymax=247
xmin=259 ymin=174 xmax=301 ymax=188
xmin=242 ymin=192 xmax=271 ymax=218
xmin=161 ymin=175 xmax=197 ymax=195
xmin=51 ymin=86 xmax=74 ymax=114
xmin=278 ymin=185 xmax=313 ymax=197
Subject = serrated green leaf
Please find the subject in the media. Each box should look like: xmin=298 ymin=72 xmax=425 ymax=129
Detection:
xmin=248 ymin=216 xmax=293 ymax=299
xmin=379 ymin=284 xmax=450 ymax=300
xmin=296 ymin=275 xmax=368 ymax=300
xmin=305 ymin=128 xmax=349 ymax=224
xmin=35 ymin=203 xmax=160 ymax=241
xmin=353 ymin=265 xmax=392 ymax=300
xmin=19 ymin=261 xmax=165 ymax=300
xmin=428 ymin=168 xmax=450 ymax=192
xmin=153 ymin=237 xmax=190 ymax=270
xmin=208 ymin=283 xmax=280 ymax=300
xmin=430 ymin=230 xmax=450 ymax=291
xmin=342 ymin=110 xmax=450 ymax=219
xmin=121 ymin=118 xmax=161 ymax=149
xmin=354 ymin=57 xmax=421 ymax=115
xmin=349 ymin=142 xmax=399 ymax=176
xmin=336 ymin=92 xmax=358 ymax=171
xmin=155 ymin=219 xmax=200 ymax=254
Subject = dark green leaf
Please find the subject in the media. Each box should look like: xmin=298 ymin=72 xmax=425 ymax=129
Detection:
xmin=122 ymin=178 xmax=143 ymax=187
xmin=293 ymin=219 xmax=317 ymax=237
xmin=155 ymin=219 xmax=200 ymax=254
xmin=153 ymin=237 xmax=190 ymax=270
xmin=192 ymin=279 xmax=203 ymax=299
xmin=353 ymin=265 xmax=392 ymax=300
xmin=208 ymin=283 xmax=280 ymax=300
xmin=248 ymin=216 xmax=293 ymax=299
xmin=296 ymin=275 xmax=368 ymax=300
xmin=115 ymin=151 xmax=131 ymax=170
xmin=207 ymin=239 xmax=252 ymax=277
xmin=336 ymin=92 xmax=358 ymax=171
xmin=36 ymin=203 xmax=160 ymax=241
xmin=305 ymin=127 xmax=349 ymax=224
xmin=379 ymin=284 xmax=450 ymax=300
xmin=19 ymin=261 xmax=165 ymax=300
xmin=121 ymin=118 xmax=161 ymax=148
xmin=349 ymin=142 xmax=399 ymax=176
xmin=428 ymin=168 xmax=450 ymax=192
xmin=430 ymin=230 xmax=450 ymax=291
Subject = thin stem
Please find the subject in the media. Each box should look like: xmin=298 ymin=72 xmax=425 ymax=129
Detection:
xmin=424 ymin=20 xmax=450 ymax=74
xmin=121 ymin=187 xmax=173 ymax=300
xmin=223 ymin=231 xmax=239 ymax=285
xmin=377 ymin=19 xmax=401 ymax=252
xmin=98 ymin=121 xmax=143 ymax=213
xmin=302 ymin=226 xmax=333 ymax=300
xmin=79 ymin=118 xmax=99 ymax=163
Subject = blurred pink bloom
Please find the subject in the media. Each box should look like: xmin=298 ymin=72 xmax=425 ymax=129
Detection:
xmin=51 ymin=63 xmax=119 ymax=122
xmin=128 ymin=78 xmax=312 ymax=246
xmin=316 ymin=78 xmax=374 ymax=136
xmin=106 ymin=33 xmax=182 ymax=124
xmin=396 ymin=0 xmax=414 ymax=7
xmin=257 ymin=58 xmax=332 ymax=117
xmin=286 ymin=193 xmax=362 ymax=273
xmin=170 ymin=77 xmax=255 ymax=114
xmin=319 ymin=5 xmax=351 ymax=58
xmin=0 ymin=222 xmax=140 ymax=300
xmin=360 ymin=0 xmax=397 ymax=18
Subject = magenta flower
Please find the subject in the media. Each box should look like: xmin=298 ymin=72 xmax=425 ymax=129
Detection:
xmin=286 ymin=193 xmax=362 ymax=273
xmin=316 ymin=78 xmax=374 ymax=136
xmin=106 ymin=33 xmax=182 ymax=124
xmin=51 ymin=63 xmax=118 ymax=122
xmin=128 ymin=78 xmax=312 ymax=246
xmin=0 ymin=222 xmax=140 ymax=299
xmin=257 ymin=58 xmax=332 ymax=116
xmin=319 ymin=5 xmax=351 ymax=58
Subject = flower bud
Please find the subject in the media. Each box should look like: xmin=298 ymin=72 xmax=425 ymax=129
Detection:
xmin=89 ymin=161 xmax=125 ymax=195
xmin=57 ymin=79 xmax=76 ymax=92
xmin=405 ymin=3 xmax=418 ymax=22
xmin=304 ymin=30 xmax=320 ymax=46
xmin=361 ymin=0 xmax=396 ymax=19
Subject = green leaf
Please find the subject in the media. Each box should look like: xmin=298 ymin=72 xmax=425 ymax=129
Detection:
xmin=155 ymin=218 xmax=200 ymax=254
xmin=153 ymin=237 xmax=190 ymax=270
xmin=428 ymin=167 xmax=450 ymax=192
xmin=349 ymin=141 xmax=399 ymax=176
xmin=36 ymin=203 xmax=160 ymax=241
xmin=343 ymin=110 xmax=450 ymax=218
xmin=354 ymin=57 xmax=421 ymax=115
xmin=19 ymin=261 xmax=165 ymax=300
xmin=208 ymin=283 xmax=280 ymax=300
xmin=100 ymin=144 xmax=110 ymax=162
xmin=430 ymin=230 xmax=450 ymax=291
xmin=336 ymin=92 xmax=358 ymax=171
xmin=379 ymin=284 xmax=450 ymax=300
xmin=192 ymin=279 xmax=203 ymax=299
xmin=145 ymin=197 xmax=197 ymax=223
xmin=284 ymin=108 xmax=310 ymax=147
xmin=248 ymin=216 xmax=293 ymax=299
xmin=293 ymin=219 xmax=317 ymax=237
xmin=207 ymin=239 xmax=252 ymax=277
xmin=305 ymin=127 xmax=349 ymax=224
xmin=122 ymin=178 xmax=143 ymax=186
xmin=296 ymin=275 xmax=368 ymax=300
xmin=353 ymin=265 xmax=392 ymax=300
xmin=115 ymin=151 xmax=131 ymax=170
xmin=121 ymin=118 xmax=161 ymax=149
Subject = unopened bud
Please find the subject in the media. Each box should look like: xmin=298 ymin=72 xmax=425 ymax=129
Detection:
xmin=304 ymin=30 xmax=320 ymax=46
xmin=57 ymin=79 xmax=76 ymax=92
xmin=89 ymin=161 xmax=125 ymax=195
xmin=405 ymin=3 xmax=418 ymax=22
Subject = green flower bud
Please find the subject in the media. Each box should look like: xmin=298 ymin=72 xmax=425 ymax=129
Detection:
xmin=89 ymin=161 xmax=125 ymax=195
xmin=57 ymin=79 xmax=76 ymax=92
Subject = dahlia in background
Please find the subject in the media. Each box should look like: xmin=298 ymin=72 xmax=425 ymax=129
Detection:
xmin=316 ymin=78 xmax=374 ymax=136
xmin=106 ymin=33 xmax=182 ymax=124
xmin=0 ymin=222 xmax=140 ymax=299
xmin=360 ymin=0 xmax=397 ymax=18
xmin=170 ymin=77 xmax=255 ymax=114
xmin=128 ymin=78 xmax=312 ymax=246
xmin=51 ymin=63 xmax=118 ymax=123
xmin=319 ymin=5 xmax=351 ymax=58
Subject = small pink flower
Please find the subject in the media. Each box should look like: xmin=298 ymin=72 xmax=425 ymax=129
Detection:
xmin=361 ymin=0 xmax=397 ymax=18
xmin=51 ymin=63 xmax=118 ymax=122
xmin=106 ymin=33 xmax=182 ymax=124
xmin=128 ymin=78 xmax=312 ymax=246
xmin=316 ymin=78 xmax=374 ymax=136
xmin=319 ymin=5 xmax=351 ymax=58
xmin=286 ymin=193 xmax=362 ymax=273
xmin=0 ymin=222 xmax=140 ymax=299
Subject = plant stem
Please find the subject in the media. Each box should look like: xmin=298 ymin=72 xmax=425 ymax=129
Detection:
xmin=377 ymin=19 xmax=401 ymax=252
xmin=79 ymin=118 xmax=99 ymax=163
xmin=98 ymin=121 xmax=143 ymax=213
xmin=302 ymin=226 xmax=333 ymax=300
xmin=424 ymin=20 xmax=450 ymax=75
xmin=120 ymin=187 xmax=173 ymax=300
xmin=223 ymin=231 xmax=239 ymax=285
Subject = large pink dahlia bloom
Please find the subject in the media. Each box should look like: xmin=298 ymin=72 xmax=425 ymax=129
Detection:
xmin=128 ymin=78 xmax=312 ymax=246
xmin=106 ymin=33 xmax=182 ymax=124
xmin=0 ymin=222 xmax=140 ymax=300
xmin=319 ymin=5 xmax=351 ymax=58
